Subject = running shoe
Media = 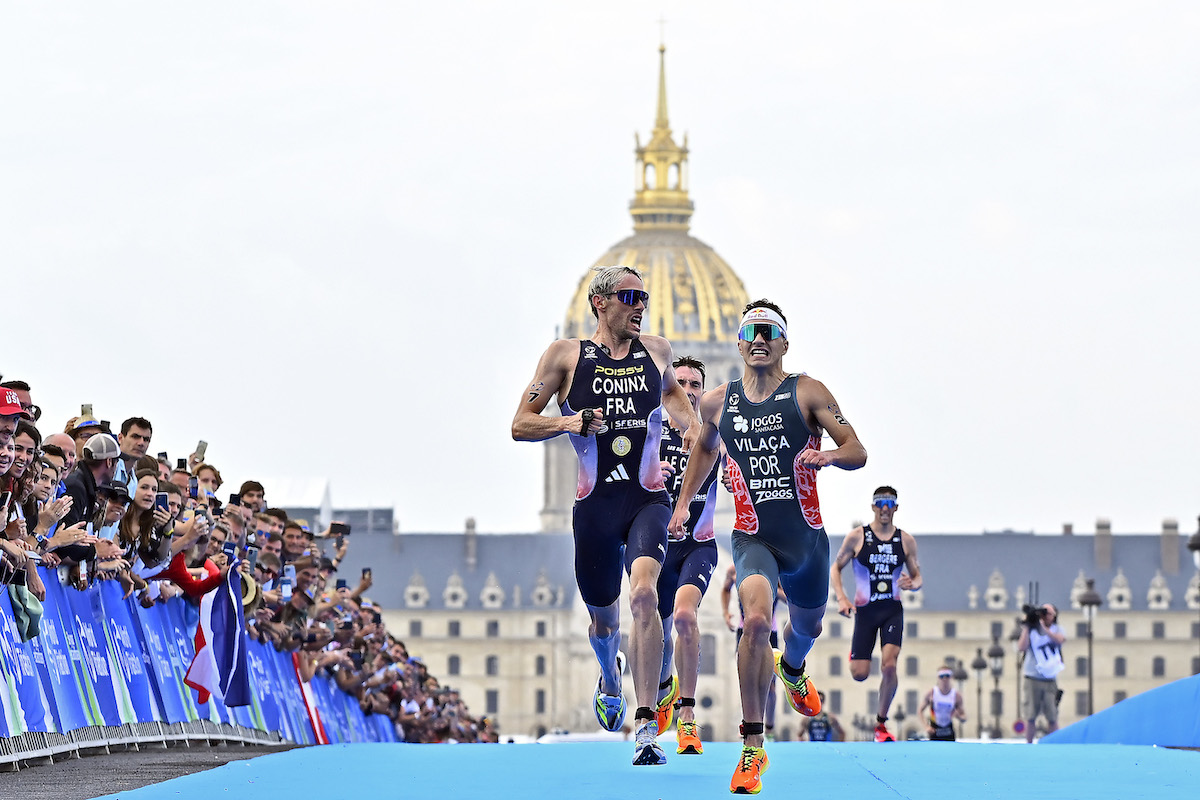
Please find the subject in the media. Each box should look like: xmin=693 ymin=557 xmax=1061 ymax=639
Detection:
xmin=654 ymin=674 xmax=679 ymax=733
xmin=676 ymin=720 xmax=703 ymax=754
xmin=632 ymin=719 xmax=667 ymax=765
xmin=772 ymin=649 xmax=821 ymax=716
xmin=729 ymin=745 xmax=769 ymax=794
xmin=593 ymin=651 xmax=627 ymax=732
xmin=874 ymin=722 xmax=895 ymax=742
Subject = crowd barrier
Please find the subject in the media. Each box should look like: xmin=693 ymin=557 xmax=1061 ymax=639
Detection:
xmin=0 ymin=566 xmax=397 ymax=768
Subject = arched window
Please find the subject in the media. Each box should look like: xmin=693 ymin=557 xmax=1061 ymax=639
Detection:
xmin=669 ymin=163 xmax=680 ymax=189
xmin=644 ymin=163 xmax=657 ymax=190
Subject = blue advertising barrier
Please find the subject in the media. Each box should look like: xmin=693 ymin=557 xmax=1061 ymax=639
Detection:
xmin=0 ymin=573 xmax=398 ymax=752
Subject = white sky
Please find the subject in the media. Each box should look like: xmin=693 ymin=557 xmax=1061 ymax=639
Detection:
xmin=2 ymin=2 xmax=1197 ymax=536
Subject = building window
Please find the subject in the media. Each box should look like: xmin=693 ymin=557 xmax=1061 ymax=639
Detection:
xmin=487 ymin=620 xmax=500 ymax=638
xmin=535 ymin=655 xmax=546 ymax=676
xmin=536 ymin=620 xmax=547 ymax=638
xmin=1192 ymin=656 xmax=1199 ymax=675
xmin=991 ymin=621 xmax=1003 ymax=640
xmin=536 ymin=689 xmax=546 ymax=714
xmin=868 ymin=690 xmax=879 ymax=715
xmin=1114 ymin=621 xmax=1126 ymax=639
xmin=448 ymin=620 xmax=460 ymax=637
xmin=1152 ymin=657 xmax=1165 ymax=677
xmin=829 ymin=656 xmax=842 ymax=676
xmin=943 ymin=621 xmax=956 ymax=639
xmin=486 ymin=655 xmax=499 ymax=676
xmin=409 ymin=620 xmax=422 ymax=637
xmin=907 ymin=622 xmax=918 ymax=638
xmin=1114 ymin=656 xmax=1126 ymax=677
xmin=905 ymin=656 xmax=919 ymax=677
xmin=1075 ymin=692 xmax=1088 ymax=716
xmin=906 ymin=690 xmax=919 ymax=715
xmin=700 ymin=634 xmax=717 ymax=675
xmin=1114 ymin=691 xmax=1127 ymax=704
xmin=829 ymin=690 xmax=842 ymax=714
xmin=486 ymin=690 xmax=498 ymax=714
xmin=1152 ymin=621 xmax=1165 ymax=640
xmin=448 ymin=655 xmax=460 ymax=676
xmin=829 ymin=622 xmax=842 ymax=638
xmin=1075 ymin=656 xmax=1087 ymax=678
xmin=870 ymin=659 xmax=881 ymax=676
xmin=1192 ymin=622 xmax=1200 ymax=640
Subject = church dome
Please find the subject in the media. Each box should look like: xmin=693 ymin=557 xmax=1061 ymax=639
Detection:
xmin=562 ymin=46 xmax=749 ymax=346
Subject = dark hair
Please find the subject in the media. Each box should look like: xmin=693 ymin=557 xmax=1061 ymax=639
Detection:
xmin=160 ymin=481 xmax=183 ymax=497
xmin=873 ymin=486 xmax=898 ymax=499
xmin=120 ymin=417 xmax=153 ymax=436
xmin=265 ymin=507 xmax=288 ymax=524
xmin=0 ymin=380 xmax=30 ymax=392
xmin=118 ymin=470 xmax=161 ymax=552
xmin=14 ymin=420 xmax=42 ymax=449
xmin=41 ymin=443 xmax=67 ymax=462
xmin=672 ymin=355 xmax=706 ymax=382
xmin=742 ymin=298 xmax=788 ymax=325
xmin=239 ymin=480 xmax=265 ymax=495
xmin=136 ymin=454 xmax=160 ymax=474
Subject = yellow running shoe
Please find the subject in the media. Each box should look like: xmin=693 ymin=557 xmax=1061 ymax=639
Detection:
xmin=676 ymin=720 xmax=703 ymax=754
xmin=773 ymin=649 xmax=821 ymax=716
xmin=729 ymin=745 xmax=769 ymax=794
xmin=654 ymin=674 xmax=679 ymax=733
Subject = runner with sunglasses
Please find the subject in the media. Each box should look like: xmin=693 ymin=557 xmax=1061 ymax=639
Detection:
xmin=667 ymin=299 xmax=867 ymax=794
xmin=830 ymin=486 xmax=922 ymax=742
xmin=512 ymin=265 xmax=699 ymax=767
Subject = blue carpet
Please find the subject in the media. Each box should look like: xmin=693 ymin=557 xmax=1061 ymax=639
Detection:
xmin=1043 ymin=674 xmax=1200 ymax=746
xmin=94 ymin=741 xmax=1200 ymax=800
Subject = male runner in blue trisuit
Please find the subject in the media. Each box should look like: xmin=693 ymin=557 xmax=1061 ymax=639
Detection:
xmin=669 ymin=299 xmax=866 ymax=794
xmin=513 ymin=265 xmax=698 ymax=766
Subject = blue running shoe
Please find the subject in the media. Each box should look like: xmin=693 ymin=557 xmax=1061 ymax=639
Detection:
xmin=632 ymin=719 xmax=667 ymax=765
xmin=593 ymin=651 xmax=627 ymax=731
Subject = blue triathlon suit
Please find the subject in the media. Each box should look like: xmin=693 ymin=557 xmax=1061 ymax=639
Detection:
xmin=849 ymin=524 xmax=906 ymax=660
xmin=718 ymin=374 xmax=829 ymax=610
xmin=562 ymin=339 xmax=671 ymax=608
xmin=806 ymin=712 xmax=835 ymax=741
xmin=655 ymin=423 xmax=719 ymax=618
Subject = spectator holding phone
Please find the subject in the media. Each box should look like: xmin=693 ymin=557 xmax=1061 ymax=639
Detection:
xmin=118 ymin=470 xmax=172 ymax=571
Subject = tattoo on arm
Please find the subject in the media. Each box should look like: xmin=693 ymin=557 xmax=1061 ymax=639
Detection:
xmin=527 ymin=382 xmax=545 ymax=403
xmin=827 ymin=403 xmax=848 ymax=426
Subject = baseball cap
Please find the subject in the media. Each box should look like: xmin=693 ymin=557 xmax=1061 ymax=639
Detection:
xmin=71 ymin=415 xmax=102 ymax=434
xmin=83 ymin=433 xmax=120 ymax=461
xmin=0 ymin=388 xmax=29 ymax=419
xmin=97 ymin=480 xmax=132 ymax=504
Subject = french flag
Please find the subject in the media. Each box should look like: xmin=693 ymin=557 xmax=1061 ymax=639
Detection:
xmin=184 ymin=562 xmax=252 ymax=707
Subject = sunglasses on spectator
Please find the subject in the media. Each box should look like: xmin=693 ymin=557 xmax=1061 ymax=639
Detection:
xmin=605 ymin=289 xmax=649 ymax=306
xmin=872 ymin=497 xmax=897 ymax=509
xmin=22 ymin=403 xmax=41 ymax=422
xmin=738 ymin=323 xmax=784 ymax=342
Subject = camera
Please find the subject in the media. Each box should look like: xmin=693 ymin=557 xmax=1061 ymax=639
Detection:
xmin=1022 ymin=603 xmax=1048 ymax=628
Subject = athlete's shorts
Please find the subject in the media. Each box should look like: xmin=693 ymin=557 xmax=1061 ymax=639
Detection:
xmin=572 ymin=490 xmax=670 ymax=608
xmin=849 ymin=599 xmax=904 ymax=661
xmin=1023 ymin=676 xmax=1059 ymax=724
xmin=655 ymin=537 xmax=718 ymax=618
xmin=929 ymin=724 xmax=955 ymax=741
xmin=731 ymin=528 xmax=829 ymax=610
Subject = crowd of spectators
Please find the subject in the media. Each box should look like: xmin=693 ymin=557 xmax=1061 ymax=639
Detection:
xmin=0 ymin=378 xmax=495 ymax=744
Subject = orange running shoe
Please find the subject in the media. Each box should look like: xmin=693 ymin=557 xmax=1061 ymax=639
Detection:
xmin=773 ymin=649 xmax=821 ymax=716
xmin=654 ymin=674 xmax=678 ymax=733
xmin=676 ymin=720 xmax=703 ymax=754
xmin=729 ymin=745 xmax=769 ymax=794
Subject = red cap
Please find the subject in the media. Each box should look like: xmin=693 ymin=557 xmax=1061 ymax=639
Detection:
xmin=0 ymin=388 xmax=29 ymax=419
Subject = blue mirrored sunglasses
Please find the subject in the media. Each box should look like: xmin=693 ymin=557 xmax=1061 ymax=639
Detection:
xmin=607 ymin=289 xmax=649 ymax=306
xmin=738 ymin=323 xmax=784 ymax=342
xmin=872 ymin=497 xmax=897 ymax=509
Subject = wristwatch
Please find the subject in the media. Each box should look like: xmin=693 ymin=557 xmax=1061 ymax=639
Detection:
xmin=36 ymin=534 xmax=49 ymax=553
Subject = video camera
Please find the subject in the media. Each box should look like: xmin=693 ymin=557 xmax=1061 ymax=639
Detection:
xmin=1022 ymin=603 xmax=1048 ymax=628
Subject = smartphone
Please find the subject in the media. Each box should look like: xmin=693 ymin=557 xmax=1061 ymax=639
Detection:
xmin=176 ymin=458 xmax=188 ymax=470
xmin=335 ymin=534 xmax=344 ymax=550
xmin=194 ymin=440 xmax=208 ymax=461
xmin=222 ymin=540 xmax=237 ymax=559
xmin=336 ymin=578 xmax=348 ymax=591
xmin=157 ymin=451 xmax=169 ymax=463
xmin=362 ymin=567 xmax=372 ymax=581
xmin=188 ymin=476 xmax=199 ymax=499
xmin=154 ymin=492 xmax=170 ymax=512
xmin=280 ymin=575 xmax=292 ymax=600
xmin=247 ymin=548 xmax=259 ymax=572
xmin=0 ymin=490 xmax=12 ymax=512
xmin=81 ymin=403 xmax=93 ymax=417
xmin=329 ymin=522 xmax=350 ymax=536
xmin=228 ymin=493 xmax=241 ymax=507
xmin=284 ymin=564 xmax=296 ymax=582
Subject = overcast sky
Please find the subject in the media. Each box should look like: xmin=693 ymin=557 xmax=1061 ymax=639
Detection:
xmin=3 ymin=2 xmax=1197 ymax=536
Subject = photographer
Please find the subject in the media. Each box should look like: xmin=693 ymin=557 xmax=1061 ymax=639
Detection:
xmin=1017 ymin=603 xmax=1066 ymax=742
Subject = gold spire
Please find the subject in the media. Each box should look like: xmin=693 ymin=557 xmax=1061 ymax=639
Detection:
xmin=630 ymin=45 xmax=693 ymax=232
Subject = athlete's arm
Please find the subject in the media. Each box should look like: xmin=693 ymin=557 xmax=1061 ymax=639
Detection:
xmin=953 ymin=692 xmax=967 ymax=721
xmin=796 ymin=379 xmax=867 ymax=470
xmin=650 ymin=336 xmax=701 ymax=451
xmin=667 ymin=387 xmax=723 ymax=537
xmin=511 ymin=340 xmax=602 ymax=441
xmin=720 ymin=563 xmax=736 ymax=631
xmin=898 ymin=531 xmax=922 ymax=591
xmin=831 ymin=715 xmax=845 ymax=742
xmin=830 ymin=527 xmax=863 ymax=617
xmin=918 ymin=690 xmax=933 ymax=716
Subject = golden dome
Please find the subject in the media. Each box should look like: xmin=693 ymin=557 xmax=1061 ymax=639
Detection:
xmin=563 ymin=46 xmax=749 ymax=345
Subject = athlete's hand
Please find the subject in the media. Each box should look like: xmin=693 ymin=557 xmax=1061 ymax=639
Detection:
xmin=569 ymin=407 xmax=604 ymax=436
xmin=680 ymin=424 xmax=699 ymax=454
xmin=722 ymin=609 xmax=735 ymax=632
xmin=898 ymin=574 xmax=920 ymax=591
xmin=837 ymin=596 xmax=854 ymax=617
xmin=659 ymin=460 xmax=676 ymax=482
xmin=667 ymin=507 xmax=689 ymax=539
xmin=798 ymin=448 xmax=836 ymax=469
xmin=720 ymin=463 xmax=734 ymax=493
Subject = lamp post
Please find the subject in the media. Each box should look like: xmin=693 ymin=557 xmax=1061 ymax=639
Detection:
xmin=987 ymin=635 xmax=1005 ymax=738
xmin=953 ymin=659 xmax=968 ymax=740
xmin=971 ymin=647 xmax=987 ymax=739
xmin=1188 ymin=520 xmax=1200 ymax=673
xmin=894 ymin=705 xmax=907 ymax=741
xmin=1079 ymin=578 xmax=1102 ymax=716
xmin=1009 ymin=617 xmax=1025 ymax=730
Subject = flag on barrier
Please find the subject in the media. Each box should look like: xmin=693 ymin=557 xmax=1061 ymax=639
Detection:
xmin=184 ymin=563 xmax=251 ymax=707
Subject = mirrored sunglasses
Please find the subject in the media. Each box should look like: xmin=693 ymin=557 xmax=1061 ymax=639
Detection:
xmin=937 ymin=672 xmax=953 ymax=679
xmin=738 ymin=323 xmax=784 ymax=342
xmin=872 ymin=497 xmax=897 ymax=509
xmin=608 ymin=289 xmax=649 ymax=306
